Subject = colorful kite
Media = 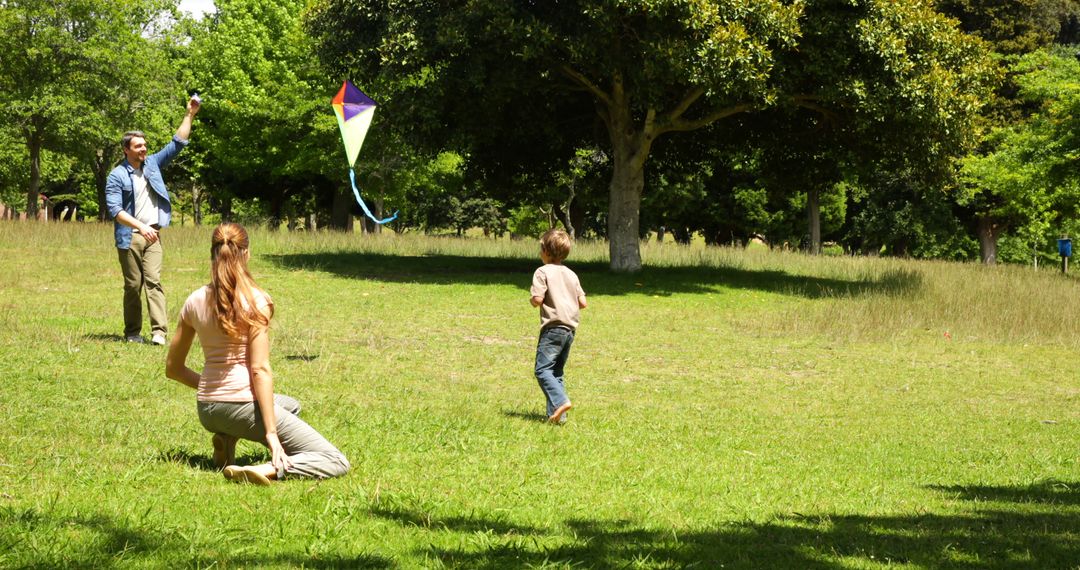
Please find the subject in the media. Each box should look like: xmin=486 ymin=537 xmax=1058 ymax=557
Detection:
xmin=332 ymin=80 xmax=398 ymax=224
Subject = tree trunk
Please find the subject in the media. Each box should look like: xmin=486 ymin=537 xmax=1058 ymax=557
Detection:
xmin=267 ymin=189 xmax=285 ymax=231
xmin=192 ymin=182 xmax=203 ymax=225
xmin=368 ymin=198 xmax=383 ymax=234
xmin=977 ymin=215 xmax=1002 ymax=265
xmin=891 ymin=238 xmax=910 ymax=257
xmin=220 ymin=196 xmax=233 ymax=223
xmin=25 ymin=128 xmax=43 ymax=219
xmin=608 ymin=153 xmax=645 ymax=271
xmin=605 ymin=90 xmax=654 ymax=272
xmin=330 ymin=186 xmax=354 ymax=232
xmin=570 ymin=199 xmax=585 ymax=239
xmin=561 ymin=180 xmax=577 ymax=239
xmin=94 ymin=148 xmax=111 ymax=222
xmin=553 ymin=201 xmax=578 ymax=239
xmin=673 ymin=227 xmax=692 ymax=244
xmin=807 ymin=186 xmax=821 ymax=255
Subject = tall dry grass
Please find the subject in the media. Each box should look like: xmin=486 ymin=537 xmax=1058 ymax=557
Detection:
xmin=4 ymin=220 xmax=1076 ymax=345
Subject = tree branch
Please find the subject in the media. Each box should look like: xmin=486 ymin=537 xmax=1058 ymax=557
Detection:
xmin=665 ymin=87 xmax=705 ymax=123
xmin=559 ymin=65 xmax=613 ymax=108
xmin=658 ymin=103 xmax=756 ymax=134
xmin=642 ymin=108 xmax=657 ymax=138
xmin=791 ymin=94 xmax=840 ymax=125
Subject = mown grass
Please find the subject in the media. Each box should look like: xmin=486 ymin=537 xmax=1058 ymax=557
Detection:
xmin=1 ymin=221 xmax=1079 ymax=569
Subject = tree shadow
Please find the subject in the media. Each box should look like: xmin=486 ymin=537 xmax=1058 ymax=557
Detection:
xmin=370 ymin=503 xmax=543 ymax=536
xmin=363 ymin=482 xmax=1080 ymax=568
xmin=6 ymin=482 xmax=1077 ymax=567
xmin=0 ymin=508 xmax=395 ymax=568
xmin=502 ymin=409 xmax=547 ymax=423
xmin=265 ymin=252 xmax=922 ymax=299
xmin=928 ymin=479 xmax=1080 ymax=506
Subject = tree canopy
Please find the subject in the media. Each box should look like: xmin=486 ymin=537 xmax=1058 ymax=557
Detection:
xmin=5 ymin=0 xmax=1080 ymax=269
xmin=307 ymin=0 xmax=995 ymax=270
xmin=0 ymin=0 xmax=185 ymax=217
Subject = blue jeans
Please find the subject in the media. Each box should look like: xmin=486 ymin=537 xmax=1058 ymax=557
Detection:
xmin=535 ymin=326 xmax=574 ymax=416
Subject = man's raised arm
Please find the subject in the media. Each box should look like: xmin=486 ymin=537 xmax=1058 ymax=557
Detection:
xmin=175 ymin=96 xmax=201 ymax=141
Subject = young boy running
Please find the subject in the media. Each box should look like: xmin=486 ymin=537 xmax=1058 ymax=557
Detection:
xmin=530 ymin=229 xmax=587 ymax=424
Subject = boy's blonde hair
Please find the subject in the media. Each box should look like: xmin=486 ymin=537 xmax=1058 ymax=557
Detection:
xmin=540 ymin=228 xmax=572 ymax=263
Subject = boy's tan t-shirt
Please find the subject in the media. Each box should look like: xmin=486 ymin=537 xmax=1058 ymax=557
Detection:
xmin=179 ymin=285 xmax=272 ymax=402
xmin=530 ymin=263 xmax=585 ymax=331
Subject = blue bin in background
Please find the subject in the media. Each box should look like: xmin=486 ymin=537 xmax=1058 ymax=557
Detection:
xmin=1059 ymin=238 xmax=1072 ymax=258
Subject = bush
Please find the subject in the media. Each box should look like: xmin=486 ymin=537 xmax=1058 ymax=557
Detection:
xmin=508 ymin=205 xmax=551 ymax=239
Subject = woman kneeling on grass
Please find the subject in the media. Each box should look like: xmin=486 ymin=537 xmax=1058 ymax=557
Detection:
xmin=165 ymin=222 xmax=350 ymax=485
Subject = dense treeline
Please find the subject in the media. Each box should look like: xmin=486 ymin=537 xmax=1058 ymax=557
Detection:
xmin=1 ymin=0 xmax=1078 ymax=270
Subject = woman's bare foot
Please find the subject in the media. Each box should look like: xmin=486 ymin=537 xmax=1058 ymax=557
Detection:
xmin=549 ymin=401 xmax=572 ymax=424
xmin=222 ymin=464 xmax=274 ymax=486
xmin=212 ymin=433 xmax=238 ymax=469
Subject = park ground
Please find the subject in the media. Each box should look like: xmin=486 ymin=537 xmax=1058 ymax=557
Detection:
xmin=1 ymin=222 xmax=1079 ymax=569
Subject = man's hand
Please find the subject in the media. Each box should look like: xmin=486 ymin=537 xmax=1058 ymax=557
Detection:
xmin=187 ymin=96 xmax=201 ymax=116
xmin=140 ymin=224 xmax=159 ymax=244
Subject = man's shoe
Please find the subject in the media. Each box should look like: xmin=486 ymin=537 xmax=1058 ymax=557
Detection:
xmin=125 ymin=335 xmax=144 ymax=343
xmin=151 ymin=334 xmax=166 ymax=346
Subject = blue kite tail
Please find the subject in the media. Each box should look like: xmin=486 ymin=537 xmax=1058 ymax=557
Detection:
xmin=349 ymin=168 xmax=399 ymax=225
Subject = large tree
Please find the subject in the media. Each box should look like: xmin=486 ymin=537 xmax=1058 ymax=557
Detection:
xmin=0 ymin=0 xmax=182 ymax=218
xmin=938 ymin=0 xmax=1080 ymax=56
xmin=960 ymin=47 xmax=1080 ymax=263
xmin=186 ymin=0 xmax=342 ymax=228
xmin=308 ymin=0 xmax=994 ymax=271
xmin=936 ymin=0 xmax=1080 ymax=263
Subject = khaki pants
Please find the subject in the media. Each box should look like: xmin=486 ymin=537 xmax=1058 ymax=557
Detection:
xmin=117 ymin=232 xmax=166 ymax=338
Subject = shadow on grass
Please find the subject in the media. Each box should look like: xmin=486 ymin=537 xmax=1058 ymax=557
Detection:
xmin=929 ymin=479 xmax=1080 ymax=506
xmin=266 ymin=252 xmax=922 ymax=299
xmin=157 ymin=448 xmax=271 ymax=472
xmin=362 ymin=482 xmax=1080 ymax=568
xmin=5 ymin=482 xmax=1078 ymax=567
xmin=370 ymin=504 xmax=543 ymax=536
xmin=502 ymin=409 xmax=547 ymax=423
xmin=0 ymin=509 xmax=394 ymax=568
xmin=83 ymin=333 xmax=126 ymax=343
xmin=285 ymin=354 xmax=320 ymax=362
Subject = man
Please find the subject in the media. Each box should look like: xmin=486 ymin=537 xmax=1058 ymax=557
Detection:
xmin=105 ymin=96 xmax=201 ymax=345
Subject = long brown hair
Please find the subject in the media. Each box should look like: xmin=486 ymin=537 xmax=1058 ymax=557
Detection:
xmin=209 ymin=223 xmax=272 ymax=337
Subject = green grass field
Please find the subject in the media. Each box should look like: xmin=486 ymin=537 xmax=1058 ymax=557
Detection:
xmin=1 ymin=222 xmax=1079 ymax=569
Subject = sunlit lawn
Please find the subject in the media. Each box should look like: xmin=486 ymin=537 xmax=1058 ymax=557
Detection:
xmin=1 ymin=221 xmax=1078 ymax=569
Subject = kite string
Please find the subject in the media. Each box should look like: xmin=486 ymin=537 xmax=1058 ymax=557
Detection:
xmin=349 ymin=168 xmax=399 ymax=225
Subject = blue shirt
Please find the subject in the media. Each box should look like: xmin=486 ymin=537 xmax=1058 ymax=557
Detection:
xmin=105 ymin=135 xmax=189 ymax=249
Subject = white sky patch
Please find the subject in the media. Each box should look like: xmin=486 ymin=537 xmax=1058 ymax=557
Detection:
xmin=178 ymin=0 xmax=217 ymax=19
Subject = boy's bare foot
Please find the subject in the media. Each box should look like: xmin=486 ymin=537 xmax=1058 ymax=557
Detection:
xmin=549 ymin=401 xmax=572 ymax=424
xmin=222 ymin=465 xmax=273 ymax=486
xmin=212 ymin=433 xmax=237 ymax=469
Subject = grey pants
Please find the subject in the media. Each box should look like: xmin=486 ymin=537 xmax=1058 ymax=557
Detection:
xmin=197 ymin=394 xmax=350 ymax=480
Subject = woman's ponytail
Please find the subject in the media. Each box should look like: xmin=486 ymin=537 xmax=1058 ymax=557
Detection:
xmin=208 ymin=223 xmax=271 ymax=337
